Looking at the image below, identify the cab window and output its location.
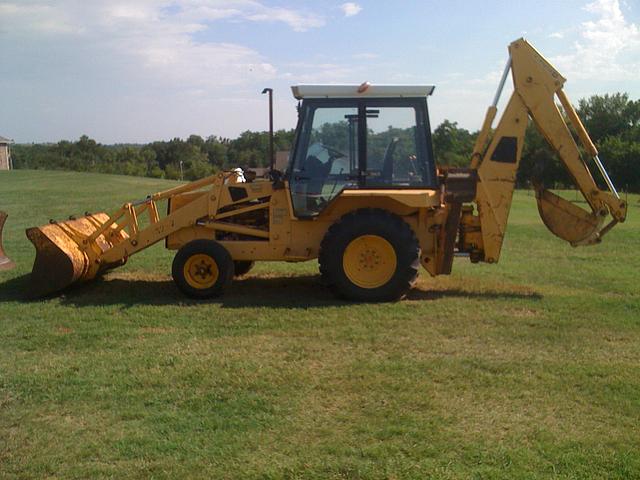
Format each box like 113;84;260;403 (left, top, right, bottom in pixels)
364;106;429;187
288;98;436;218
290;105;359;217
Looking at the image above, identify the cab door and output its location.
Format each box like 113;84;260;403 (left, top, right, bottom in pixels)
361;100;436;188
289;101;359;217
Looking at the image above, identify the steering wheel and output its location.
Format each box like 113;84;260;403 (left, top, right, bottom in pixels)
321;143;347;161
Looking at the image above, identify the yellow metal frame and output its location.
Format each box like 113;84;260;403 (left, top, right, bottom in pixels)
469;38;627;262
46;166;444;286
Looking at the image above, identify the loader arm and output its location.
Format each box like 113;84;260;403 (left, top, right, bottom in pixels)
24;170;271;297
468;38;627;263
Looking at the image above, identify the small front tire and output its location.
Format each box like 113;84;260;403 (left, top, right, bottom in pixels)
172;239;234;299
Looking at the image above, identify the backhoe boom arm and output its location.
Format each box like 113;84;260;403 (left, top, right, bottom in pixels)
468;38;627;263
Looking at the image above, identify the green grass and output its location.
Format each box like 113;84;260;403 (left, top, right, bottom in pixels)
1;169;639;479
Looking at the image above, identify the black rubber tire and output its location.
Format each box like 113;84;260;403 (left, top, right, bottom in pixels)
172;239;234;299
233;260;255;277
318;208;420;302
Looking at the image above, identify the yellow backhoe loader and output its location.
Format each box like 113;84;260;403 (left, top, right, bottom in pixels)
18;38;627;301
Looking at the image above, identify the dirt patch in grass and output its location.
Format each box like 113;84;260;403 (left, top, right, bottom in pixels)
55;326;74;335
139;326;176;334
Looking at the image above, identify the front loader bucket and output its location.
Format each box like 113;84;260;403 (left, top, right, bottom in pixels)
26;213;128;297
0;211;16;271
535;188;604;246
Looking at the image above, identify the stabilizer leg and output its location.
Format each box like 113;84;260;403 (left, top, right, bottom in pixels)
0;211;16;271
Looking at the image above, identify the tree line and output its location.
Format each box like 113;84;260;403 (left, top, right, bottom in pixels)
12;130;295;181
11;93;640;191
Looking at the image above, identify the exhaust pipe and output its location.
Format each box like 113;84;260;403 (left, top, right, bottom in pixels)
262;87;275;173
0;211;16;271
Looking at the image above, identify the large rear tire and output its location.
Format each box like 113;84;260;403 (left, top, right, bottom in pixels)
233;260;255;277
172;239;234;299
318;209;419;302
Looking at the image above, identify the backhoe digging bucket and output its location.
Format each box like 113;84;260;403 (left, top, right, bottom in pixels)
0;211;16;271
535;188;604;246
26;213;128;297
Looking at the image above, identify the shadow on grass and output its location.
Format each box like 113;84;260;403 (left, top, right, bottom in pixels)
66;275;348;309
0;273;32;302
0;273;542;308
406;287;541;301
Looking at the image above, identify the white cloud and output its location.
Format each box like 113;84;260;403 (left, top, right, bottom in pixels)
0;1;329;91
174;1;325;32
1;1;325;33
340;2;362;17
352;52;378;60
549;31;564;39
551;0;640;80
244;6;325;31
0;0;332;142
282;62;359;83
0;2;82;34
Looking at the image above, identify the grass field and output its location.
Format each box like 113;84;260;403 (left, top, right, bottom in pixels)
1;169;639;479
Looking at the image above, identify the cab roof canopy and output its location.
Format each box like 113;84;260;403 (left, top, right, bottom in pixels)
291;84;435;100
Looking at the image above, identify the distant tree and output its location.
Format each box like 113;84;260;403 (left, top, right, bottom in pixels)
432;120;475;167
577;93;638;143
203;136;229;169
575;93;639;191
598;135;640;192
517;122;572;189
187;134;205;149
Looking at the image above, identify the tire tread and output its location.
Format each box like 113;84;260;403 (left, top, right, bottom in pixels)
318;208;419;302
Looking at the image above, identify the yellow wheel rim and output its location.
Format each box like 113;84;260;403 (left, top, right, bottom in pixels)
343;235;397;289
183;254;219;289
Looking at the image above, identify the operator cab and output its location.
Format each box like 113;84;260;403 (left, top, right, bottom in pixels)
287;83;437;218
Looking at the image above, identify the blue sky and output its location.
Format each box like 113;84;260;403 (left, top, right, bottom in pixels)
1;0;638;143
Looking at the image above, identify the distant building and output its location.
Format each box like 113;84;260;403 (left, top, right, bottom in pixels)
0;136;12;170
